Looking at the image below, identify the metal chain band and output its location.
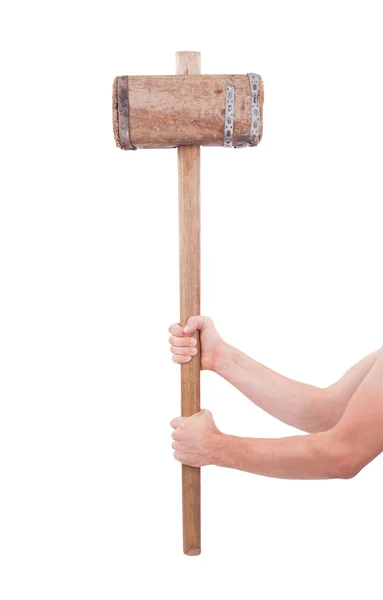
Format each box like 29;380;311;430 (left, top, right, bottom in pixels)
224;85;235;147
247;73;261;146
224;75;261;148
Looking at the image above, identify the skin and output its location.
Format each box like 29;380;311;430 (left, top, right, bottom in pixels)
169;316;383;480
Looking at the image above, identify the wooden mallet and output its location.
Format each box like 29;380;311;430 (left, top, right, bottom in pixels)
112;51;264;555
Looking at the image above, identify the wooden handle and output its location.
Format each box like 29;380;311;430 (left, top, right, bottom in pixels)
176;51;201;556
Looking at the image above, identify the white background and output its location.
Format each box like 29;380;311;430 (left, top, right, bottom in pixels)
1;1;382;598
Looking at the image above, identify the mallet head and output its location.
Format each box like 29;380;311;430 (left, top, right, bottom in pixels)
113;73;264;150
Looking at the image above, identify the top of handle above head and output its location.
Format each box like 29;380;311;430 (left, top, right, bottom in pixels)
176;51;201;75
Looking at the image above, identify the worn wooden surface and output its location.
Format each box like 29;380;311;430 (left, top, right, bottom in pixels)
113;72;264;149
177;51;201;556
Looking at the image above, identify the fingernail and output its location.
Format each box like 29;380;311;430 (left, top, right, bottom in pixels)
183;326;191;332
190;348;197;355
190;338;197;345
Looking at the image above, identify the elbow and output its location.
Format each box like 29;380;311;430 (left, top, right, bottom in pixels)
331;446;363;480
335;461;361;480
317;430;364;479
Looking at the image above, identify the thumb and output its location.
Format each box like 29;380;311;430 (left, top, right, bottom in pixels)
200;408;213;420
170;416;186;429
190;408;213;421
183;315;206;334
195;408;216;426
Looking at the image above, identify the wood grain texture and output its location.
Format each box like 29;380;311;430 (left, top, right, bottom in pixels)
113;73;264;149
177;51;201;556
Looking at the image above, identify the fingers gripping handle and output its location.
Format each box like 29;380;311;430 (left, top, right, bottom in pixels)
176;51;201;556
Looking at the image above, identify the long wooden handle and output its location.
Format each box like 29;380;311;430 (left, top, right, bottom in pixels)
176;51;201;556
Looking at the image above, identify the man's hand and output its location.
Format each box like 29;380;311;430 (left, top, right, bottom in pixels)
168;315;225;371
170;409;222;467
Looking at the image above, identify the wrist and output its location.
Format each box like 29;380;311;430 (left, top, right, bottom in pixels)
211;340;232;374
208;431;233;467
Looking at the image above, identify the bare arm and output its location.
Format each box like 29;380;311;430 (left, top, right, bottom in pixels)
213;343;382;432
211;349;383;479
168;316;381;433
171;349;383;480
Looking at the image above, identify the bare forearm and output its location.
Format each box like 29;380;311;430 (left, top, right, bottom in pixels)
213;343;332;432
211;430;351;480
213;343;381;433
210;349;383;480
